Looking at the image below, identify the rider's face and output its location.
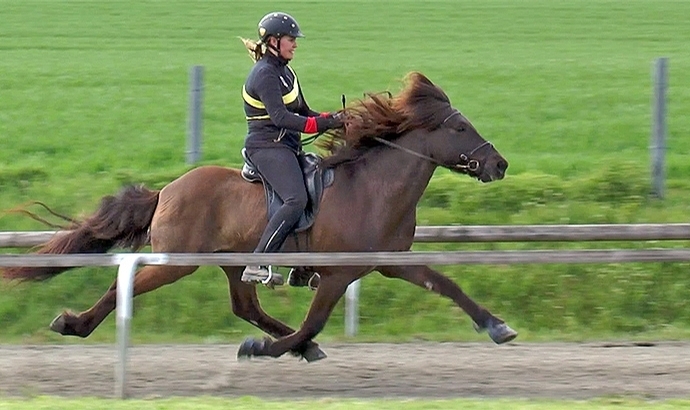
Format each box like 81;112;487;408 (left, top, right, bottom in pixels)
270;36;297;61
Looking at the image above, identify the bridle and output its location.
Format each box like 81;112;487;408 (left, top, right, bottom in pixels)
371;109;493;174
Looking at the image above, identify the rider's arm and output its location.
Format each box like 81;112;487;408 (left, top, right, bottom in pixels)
296;86;321;118
255;67;339;133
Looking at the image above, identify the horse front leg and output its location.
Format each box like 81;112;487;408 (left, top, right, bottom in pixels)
377;265;517;344
236;270;354;361
223;266;327;362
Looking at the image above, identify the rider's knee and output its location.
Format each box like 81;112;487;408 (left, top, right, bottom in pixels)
284;190;308;211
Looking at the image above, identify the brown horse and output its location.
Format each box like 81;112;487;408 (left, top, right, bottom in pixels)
2;72;515;362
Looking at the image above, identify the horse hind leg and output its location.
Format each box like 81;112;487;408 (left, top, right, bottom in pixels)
50;265;198;338
223;266;326;362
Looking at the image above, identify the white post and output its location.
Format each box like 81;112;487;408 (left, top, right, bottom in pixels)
114;253;169;399
186;65;204;165
344;279;360;337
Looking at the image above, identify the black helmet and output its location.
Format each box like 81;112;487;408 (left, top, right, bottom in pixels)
257;12;304;42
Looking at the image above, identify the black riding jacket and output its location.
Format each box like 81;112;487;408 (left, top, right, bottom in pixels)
242;52;319;152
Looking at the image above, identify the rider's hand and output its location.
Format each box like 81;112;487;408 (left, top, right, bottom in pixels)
315;113;344;131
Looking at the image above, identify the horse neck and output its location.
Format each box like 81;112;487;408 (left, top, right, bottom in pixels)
351;130;437;207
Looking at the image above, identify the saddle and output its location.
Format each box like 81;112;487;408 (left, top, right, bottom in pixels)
240;148;334;232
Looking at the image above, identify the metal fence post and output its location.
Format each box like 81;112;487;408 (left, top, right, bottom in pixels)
114;253;169;399
345;279;360;337
186;65;204;165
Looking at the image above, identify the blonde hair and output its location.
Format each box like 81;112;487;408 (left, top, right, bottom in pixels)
239;37;266;63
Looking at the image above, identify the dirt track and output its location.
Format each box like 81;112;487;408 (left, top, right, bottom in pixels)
1;342;689;399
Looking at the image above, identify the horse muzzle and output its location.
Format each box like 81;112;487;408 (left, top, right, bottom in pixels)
477;158;508;183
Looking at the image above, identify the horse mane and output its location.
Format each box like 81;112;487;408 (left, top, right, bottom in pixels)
318;71;452;167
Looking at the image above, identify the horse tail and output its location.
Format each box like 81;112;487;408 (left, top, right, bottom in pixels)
2;185;160;281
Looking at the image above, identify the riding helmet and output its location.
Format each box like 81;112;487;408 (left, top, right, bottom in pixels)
257;12;304;42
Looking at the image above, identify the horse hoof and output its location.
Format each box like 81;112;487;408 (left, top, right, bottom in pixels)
488;322;518;344
302;344;327;363
49;312;81;336
237;337;269;360
49;314;66;334
474;319;518;344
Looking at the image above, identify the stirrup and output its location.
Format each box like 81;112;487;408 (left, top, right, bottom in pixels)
260;266;275;285
307;273;320;291
287;268;320;290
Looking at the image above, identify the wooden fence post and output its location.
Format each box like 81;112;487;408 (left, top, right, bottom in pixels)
651;57;668;199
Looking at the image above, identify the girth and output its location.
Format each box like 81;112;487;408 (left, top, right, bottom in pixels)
241;149;334;232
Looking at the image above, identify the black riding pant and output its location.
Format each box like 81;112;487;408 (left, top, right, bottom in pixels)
246;146;308;254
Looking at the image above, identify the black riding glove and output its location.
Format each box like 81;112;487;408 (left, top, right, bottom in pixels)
315;113;344;132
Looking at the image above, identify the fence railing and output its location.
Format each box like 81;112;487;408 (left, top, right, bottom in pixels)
2;223;690;248
2;248;690;267
2;224;690;398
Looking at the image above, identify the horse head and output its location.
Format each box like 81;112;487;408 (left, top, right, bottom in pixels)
390;72;507;183
426;108;508;183
319;71;508;183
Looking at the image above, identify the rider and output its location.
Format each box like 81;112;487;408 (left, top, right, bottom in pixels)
240;12;343;284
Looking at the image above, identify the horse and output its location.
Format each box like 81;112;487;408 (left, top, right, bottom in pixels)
1;71;516;362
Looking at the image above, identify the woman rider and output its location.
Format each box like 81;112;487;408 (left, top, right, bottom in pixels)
240;12;343;285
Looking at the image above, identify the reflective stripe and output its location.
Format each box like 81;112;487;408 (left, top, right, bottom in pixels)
242;86;265;109
246;114;271;120
242;65;300;109
281;81;299;105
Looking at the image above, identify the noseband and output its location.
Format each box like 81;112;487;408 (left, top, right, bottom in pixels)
456;140;492;173
372;110;493;174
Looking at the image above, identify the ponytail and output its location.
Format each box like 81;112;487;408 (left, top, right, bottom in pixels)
239;37;265;63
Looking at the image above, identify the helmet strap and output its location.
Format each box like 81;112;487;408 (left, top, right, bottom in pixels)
266;36;281;54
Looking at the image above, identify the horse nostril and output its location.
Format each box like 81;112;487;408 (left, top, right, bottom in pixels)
497;160;508;173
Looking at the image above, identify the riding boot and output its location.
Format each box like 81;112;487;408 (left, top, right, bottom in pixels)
242;218;294;285
242;265;283;286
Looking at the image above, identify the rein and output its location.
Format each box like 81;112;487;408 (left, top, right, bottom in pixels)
300;130;326;146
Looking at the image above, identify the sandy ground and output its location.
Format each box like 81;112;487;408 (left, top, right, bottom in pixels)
1;342;689;400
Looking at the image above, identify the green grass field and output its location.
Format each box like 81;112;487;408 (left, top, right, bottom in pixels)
2;0;690;351
2;0;690;186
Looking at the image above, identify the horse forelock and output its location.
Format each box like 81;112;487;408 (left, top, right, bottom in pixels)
319;72;452;167
393;72;452;133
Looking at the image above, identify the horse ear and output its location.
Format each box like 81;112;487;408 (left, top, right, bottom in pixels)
406;71;434;87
